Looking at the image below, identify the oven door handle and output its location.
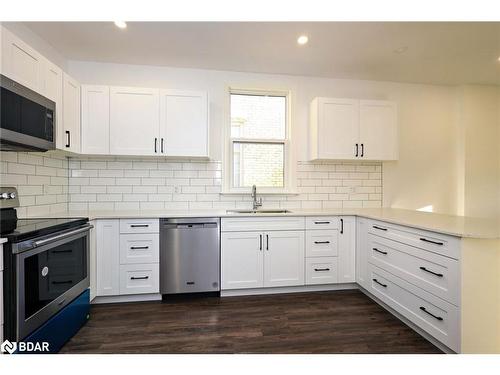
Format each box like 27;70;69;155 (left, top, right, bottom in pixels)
32;224;93;248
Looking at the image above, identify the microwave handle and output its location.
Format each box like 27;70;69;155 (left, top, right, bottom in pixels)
65;130;70;148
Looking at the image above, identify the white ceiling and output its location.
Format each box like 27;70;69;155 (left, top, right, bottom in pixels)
23;22;500;85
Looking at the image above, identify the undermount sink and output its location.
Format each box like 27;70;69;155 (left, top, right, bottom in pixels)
226;209;292;214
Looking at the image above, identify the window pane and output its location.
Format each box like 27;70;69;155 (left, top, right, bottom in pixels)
233;142;284;188
230;94;286;139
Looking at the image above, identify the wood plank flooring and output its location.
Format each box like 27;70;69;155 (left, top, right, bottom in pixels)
60;290;442;354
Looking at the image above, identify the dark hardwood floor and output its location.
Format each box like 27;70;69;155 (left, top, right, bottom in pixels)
60;290;442;354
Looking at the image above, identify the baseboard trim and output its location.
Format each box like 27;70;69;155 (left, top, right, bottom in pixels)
221;283;358;297
92;293;161;304
358;286;456;354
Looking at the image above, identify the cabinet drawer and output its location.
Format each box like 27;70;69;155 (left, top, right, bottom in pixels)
368;234;459;305
368;264;459;352
221;217;305;232
120;219;159;234
305;257;338;285
306;217;339;230
119;264;159;295
306;230;338;257
120;234;159;264
367;219;460;259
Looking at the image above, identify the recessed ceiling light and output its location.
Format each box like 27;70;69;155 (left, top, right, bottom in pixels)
497;56;500;62
297;35;309;45
114;21;127;29
394;46;408;54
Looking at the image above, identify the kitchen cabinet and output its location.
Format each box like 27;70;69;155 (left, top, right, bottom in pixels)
62;73;81;153
355;217;370;289
1;26;43;93
109;86;160;156
81;85;110;154
338;216;356;283
160;89;209;157
41;59;64;149
309;97;397;161
221;230;305;290
263;231;305;287
96;220;120;296
221;231;264;290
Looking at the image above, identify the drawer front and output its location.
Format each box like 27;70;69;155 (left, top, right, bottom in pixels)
119;264;159;295
368;234;459;305
306;217;339;230
305;257;338;285
368;264;459;352
120;234;159;264
120;219;159;234
306;230;338;257
221;217;305;232
367;219;460;259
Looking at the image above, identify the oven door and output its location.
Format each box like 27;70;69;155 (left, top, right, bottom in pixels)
16;225;91;340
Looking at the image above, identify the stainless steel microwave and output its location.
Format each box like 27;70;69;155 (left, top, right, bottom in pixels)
0;74;56;151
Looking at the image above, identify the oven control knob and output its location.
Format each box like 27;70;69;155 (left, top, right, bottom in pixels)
41;267;49;277
0;192;9;199
9;192;16;199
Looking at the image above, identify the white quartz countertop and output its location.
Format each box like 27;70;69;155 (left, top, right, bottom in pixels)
22;207;500;239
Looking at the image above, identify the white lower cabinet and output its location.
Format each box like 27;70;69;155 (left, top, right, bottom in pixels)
355;217;370;289
95;219;160;299
305;257;338;285
338;216;356;283
221;229;305;290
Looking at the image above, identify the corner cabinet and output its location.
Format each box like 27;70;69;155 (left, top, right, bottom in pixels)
309;97;398;161
62;73;81;153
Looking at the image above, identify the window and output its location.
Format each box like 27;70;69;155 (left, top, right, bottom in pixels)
225;89;293;193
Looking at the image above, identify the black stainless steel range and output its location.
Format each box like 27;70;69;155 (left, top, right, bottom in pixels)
1;187;92;352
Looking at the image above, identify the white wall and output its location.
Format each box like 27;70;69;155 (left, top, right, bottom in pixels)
67;60;460;214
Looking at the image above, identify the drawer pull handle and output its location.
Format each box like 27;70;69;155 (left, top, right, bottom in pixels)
130;276;149;280
373;225;388;231
373;248;388;255
130;224;149;228
373;278;387;288
314;268;330;272
130;246;149;250
186;281;195;285
419;306;443;321
314;221;330;224
419;266;443;277
420;238;444;246
314;241;330;244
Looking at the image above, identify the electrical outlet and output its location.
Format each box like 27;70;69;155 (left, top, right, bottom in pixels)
174;186;181;194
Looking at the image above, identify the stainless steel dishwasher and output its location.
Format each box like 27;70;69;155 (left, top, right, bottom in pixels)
160;217;220;295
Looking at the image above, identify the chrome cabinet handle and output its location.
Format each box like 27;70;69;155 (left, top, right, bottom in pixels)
373;225;388;231
420;238;444;246
419;266;443;277
130;246;149;250
373;248;388;255
131;276;149;280
373;278;387;288
314;241;330;244
314;268;330;272
419;306;443;321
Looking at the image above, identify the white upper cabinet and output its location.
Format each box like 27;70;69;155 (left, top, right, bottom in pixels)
109;86;160;156
310;98;359;160
160;90;209;157
41;59;63;149
81;85;110;154
359;100;398;160
1;27;43;92
309;97;398;161
62;73;81;153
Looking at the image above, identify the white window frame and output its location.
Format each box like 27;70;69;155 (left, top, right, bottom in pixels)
222;87;296;195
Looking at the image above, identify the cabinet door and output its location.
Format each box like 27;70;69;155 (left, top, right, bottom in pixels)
1;27;43;92
221;231;263;290
359;100;398;160
62;73;81;153
96;220;120;296
81;85;110;154
109;86;160;156
160;90;209;157
41;59;64;149
316;98;359;160
338;216;356;283
264;231;305;287
355;218;369;289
